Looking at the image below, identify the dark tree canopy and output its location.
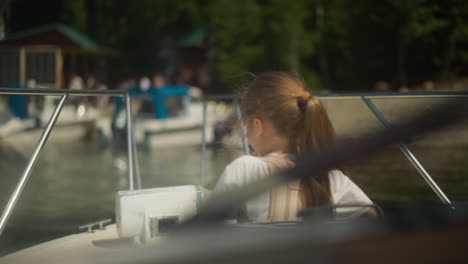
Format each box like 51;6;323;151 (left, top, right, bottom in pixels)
3;0;468;91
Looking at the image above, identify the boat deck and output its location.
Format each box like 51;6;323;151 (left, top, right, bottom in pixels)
0;224;163;264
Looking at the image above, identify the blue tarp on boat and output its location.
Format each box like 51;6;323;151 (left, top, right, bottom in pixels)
113;85;190;123
2;83;29;119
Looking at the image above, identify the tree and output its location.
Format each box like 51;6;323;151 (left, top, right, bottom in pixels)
0;0;11;39
389;0;446;87
438;0;468;78
208;0;322;89
4;0;468;91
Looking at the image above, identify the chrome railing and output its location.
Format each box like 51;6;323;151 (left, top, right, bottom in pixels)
0;88;142;238
200;95;250;186
361;97;453;208
201;91;468;208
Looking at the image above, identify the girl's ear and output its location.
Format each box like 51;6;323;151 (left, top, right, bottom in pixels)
253;118;264;137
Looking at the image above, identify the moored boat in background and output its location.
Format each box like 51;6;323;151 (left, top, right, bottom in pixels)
109;84;233;149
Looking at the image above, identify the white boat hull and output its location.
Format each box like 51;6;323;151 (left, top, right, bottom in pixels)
0;224;163;264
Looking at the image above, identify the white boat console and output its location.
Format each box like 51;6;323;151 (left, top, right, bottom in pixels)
116;185;209;242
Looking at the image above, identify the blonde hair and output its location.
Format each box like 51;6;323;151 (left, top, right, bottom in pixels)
241;71;336;211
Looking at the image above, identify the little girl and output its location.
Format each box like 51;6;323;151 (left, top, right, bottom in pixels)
214;71;373;222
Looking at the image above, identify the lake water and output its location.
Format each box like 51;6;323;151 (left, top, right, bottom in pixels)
1;133;468;255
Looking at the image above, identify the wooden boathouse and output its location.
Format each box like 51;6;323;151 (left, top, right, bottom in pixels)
0;23;116;88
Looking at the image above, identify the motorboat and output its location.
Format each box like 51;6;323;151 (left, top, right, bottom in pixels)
0;88;102;145
0;88;468;264
108;85;233;149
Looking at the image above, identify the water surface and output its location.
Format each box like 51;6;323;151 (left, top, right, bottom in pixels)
0;135;467;255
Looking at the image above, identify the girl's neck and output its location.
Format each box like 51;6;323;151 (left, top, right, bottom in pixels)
257;137;289;156
250;117;289;156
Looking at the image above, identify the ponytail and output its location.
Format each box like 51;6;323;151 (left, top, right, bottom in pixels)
290;92;336;214
291;93;336;157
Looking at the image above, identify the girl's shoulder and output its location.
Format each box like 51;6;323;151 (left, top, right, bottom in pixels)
228;155;268;168
226;155;271;179
224;155;270;177
227;154;292;173
328;169;347;179
328;169;353;190
215;155;270;191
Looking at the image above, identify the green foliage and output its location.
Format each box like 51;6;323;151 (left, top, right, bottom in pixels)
208;0;321;88
448;0;468;72
9;0;468;90
208;0;263;79
302;69;322;93
63;0;87;32
389;0;446;39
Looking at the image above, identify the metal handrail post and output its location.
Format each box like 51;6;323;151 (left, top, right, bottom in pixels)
126;94;135;190
361;97;454;208
234;98;250;155
132;136;142;189
0;94;68;237
199;100;208;186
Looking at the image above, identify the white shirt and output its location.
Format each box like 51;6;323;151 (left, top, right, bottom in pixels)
214;155;373;222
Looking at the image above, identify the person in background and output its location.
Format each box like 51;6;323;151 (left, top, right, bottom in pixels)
86;75;97;90
139;76;151;92
69;74;84;90
68;74;86;105
85;75;99;106
96;81;109;111
152;73;166;89
214;71;375;223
